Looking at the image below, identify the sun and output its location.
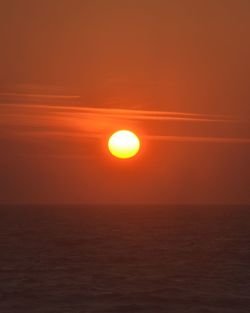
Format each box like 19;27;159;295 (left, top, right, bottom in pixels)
108;130;141;159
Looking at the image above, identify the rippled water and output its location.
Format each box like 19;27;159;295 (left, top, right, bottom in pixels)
0;205;250;312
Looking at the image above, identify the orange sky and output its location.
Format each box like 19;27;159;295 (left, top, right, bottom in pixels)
0;0;249;204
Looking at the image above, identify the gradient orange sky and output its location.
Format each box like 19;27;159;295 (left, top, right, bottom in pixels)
0;0;249;204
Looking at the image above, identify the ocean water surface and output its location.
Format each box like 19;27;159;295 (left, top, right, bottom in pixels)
0;205;250;312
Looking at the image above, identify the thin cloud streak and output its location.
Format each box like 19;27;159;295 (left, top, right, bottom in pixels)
0;93;80;99
13;131;103;140
5;130;250;146
66;106;237;121
1;103;249;147
1;103;239;123
146;135;250;144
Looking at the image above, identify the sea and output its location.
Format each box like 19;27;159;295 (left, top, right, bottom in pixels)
0;205;249;313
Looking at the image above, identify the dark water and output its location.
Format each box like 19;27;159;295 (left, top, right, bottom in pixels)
0;205;250;313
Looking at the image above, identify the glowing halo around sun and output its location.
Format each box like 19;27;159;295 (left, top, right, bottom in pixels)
108;130;141;159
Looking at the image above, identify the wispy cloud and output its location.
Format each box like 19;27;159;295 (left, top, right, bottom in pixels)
0;92;80;100
145;135;250;144
0;103;249;146
1;103;239;123
0;84;81;105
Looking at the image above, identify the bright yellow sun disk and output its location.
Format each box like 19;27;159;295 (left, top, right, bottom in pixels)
108;130;140;159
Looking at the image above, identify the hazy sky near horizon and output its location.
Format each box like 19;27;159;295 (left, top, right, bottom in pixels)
0;0;249;204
